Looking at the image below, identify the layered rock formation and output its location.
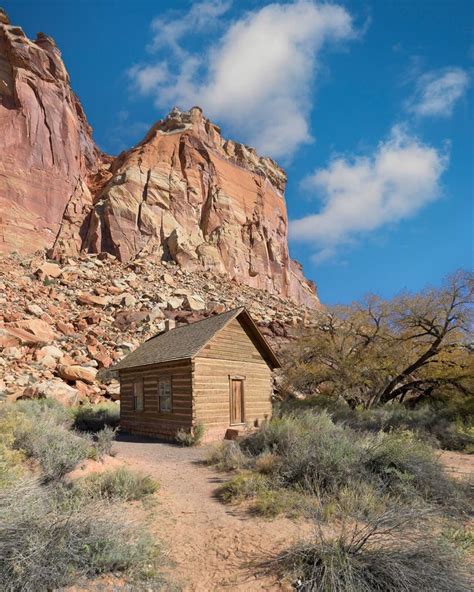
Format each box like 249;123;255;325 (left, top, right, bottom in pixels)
0;10;318;307
80;107;316;306
0;9;105;254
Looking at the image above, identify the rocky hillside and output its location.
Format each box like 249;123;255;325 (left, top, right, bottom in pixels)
0;10;318;307
0;251;318;405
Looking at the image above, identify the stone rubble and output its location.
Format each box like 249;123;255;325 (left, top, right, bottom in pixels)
0;251;320;405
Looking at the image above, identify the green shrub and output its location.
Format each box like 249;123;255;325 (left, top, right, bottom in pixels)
206;440;250;471
362;431;468;512
218;472;270;503
210;412;470;517
0;401;114;481
0;479;165;591
73;403;120;433
13;419;93;481
281;395;474;452
77;468;159;501
269;508;471;592
92;426;117;458
175;422;205;446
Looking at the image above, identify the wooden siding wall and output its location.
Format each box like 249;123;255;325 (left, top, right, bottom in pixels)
193;318;273;430
119;359;193;438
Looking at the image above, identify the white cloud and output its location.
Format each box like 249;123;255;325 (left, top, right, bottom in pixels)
290;126;448;261
128;1;356;159
407;67;470;118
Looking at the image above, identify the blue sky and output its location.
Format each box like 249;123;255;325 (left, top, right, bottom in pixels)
5;0;473;304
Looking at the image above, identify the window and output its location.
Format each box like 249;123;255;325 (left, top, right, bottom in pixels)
158;376;172;413
133;380;144;411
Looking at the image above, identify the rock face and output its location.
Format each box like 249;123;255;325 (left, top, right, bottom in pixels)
0;11;318;307
81;107;317;306
0;10;104;255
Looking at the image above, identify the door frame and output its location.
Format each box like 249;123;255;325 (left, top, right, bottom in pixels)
229;375;245;425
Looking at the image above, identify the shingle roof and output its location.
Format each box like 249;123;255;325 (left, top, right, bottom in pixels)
113;307;256;371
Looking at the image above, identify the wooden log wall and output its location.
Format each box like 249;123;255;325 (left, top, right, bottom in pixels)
119;358;193;438
193;318;272;428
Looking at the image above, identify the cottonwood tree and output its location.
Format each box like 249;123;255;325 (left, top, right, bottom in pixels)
284;271;473;408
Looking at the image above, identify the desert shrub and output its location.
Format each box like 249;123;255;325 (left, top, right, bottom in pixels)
77;467;159;501
237;413;361;495
0;479;164;591
13;417;93;481
0;401;113;481
210;412;470;517
175;422;205;446
269;508;472;592
218;472;270;503
206;441;251;471
91;426;116;458
281;395;474;452
361;431;469;512
254;487;319;519
255;451;281;474
442;526;474;555
73;403;120;433
0;444;25;490
322;480;390;522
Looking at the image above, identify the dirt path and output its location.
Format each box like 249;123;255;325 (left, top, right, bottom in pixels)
114;436;309;591
438;450;474;481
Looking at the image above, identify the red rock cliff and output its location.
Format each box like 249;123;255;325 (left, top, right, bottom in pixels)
0;10;103;255
82;107;318;306
0;11;318;307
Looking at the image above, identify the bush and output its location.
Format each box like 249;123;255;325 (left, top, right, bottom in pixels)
281;395;474;452
361;431;465;510
175;422;205;446
73;403;120;433
92;426;116;458
0;479;165;591
206;440;250;471
77;468;159;501
13;418;93;481
0;401;115;481
269;508;472;592
218;472;269;503
208;412;470;517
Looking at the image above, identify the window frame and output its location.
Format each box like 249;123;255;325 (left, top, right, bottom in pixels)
158;375;173;414
133;378;144;412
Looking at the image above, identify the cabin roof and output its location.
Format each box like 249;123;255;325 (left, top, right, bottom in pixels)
113;307;281;371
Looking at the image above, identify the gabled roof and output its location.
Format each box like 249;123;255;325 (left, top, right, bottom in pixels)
113;307;281;371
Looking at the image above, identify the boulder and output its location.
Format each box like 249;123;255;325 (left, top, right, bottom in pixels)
166;297;184;310
77;293;110;307
184;294;206;311
3;319;57;344
26;304;45;317
20;379;83;407
57;364;97;384
35;262;62;279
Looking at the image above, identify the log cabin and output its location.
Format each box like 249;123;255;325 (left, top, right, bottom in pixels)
114;307;281;441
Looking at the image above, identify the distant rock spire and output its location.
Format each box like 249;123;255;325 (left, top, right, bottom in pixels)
0;7;10;25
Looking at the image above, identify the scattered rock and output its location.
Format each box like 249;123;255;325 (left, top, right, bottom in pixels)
57;364;97;384
20;379;83;407
35;262;62;280
184;294;206;311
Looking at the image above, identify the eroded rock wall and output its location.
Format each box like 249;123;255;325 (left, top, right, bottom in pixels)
83;107;318;306
0;11;318;307
0;12;100;254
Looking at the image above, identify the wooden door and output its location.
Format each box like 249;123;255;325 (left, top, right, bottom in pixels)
230;379;244;424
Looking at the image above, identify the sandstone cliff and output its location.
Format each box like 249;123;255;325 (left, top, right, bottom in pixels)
0;11;318;307
0;9;106;255
80;107;317;306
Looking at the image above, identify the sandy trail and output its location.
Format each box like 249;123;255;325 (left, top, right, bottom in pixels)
114;436;309;591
